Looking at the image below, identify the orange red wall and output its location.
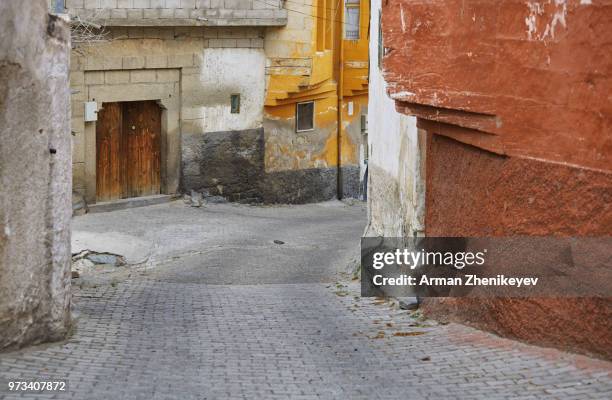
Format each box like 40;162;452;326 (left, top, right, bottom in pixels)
381;0;612;358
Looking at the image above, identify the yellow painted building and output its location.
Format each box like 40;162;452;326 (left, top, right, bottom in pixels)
264;0;369;200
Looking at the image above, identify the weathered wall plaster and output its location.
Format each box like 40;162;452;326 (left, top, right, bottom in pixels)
262;0;370;202
185;48;265;133
180;47;268;199
69;0;370;205
380;0;612;358
365;0;425;237
382;0;611;172
0;0;72;350
70;26;266;202
422;134;612;359
182;128;265;202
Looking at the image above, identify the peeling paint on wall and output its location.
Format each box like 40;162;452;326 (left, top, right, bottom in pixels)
366;0;425;237
262;0;370;200
381;0;612;359
525;0;568;41
186;48;265;133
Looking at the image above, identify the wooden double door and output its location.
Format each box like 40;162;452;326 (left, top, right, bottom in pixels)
96;101;161;202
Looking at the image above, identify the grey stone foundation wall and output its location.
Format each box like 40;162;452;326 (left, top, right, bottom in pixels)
63;0;288;27
181;128;360;204
262;168;338;204
181;128;265;203
340;165;361;200
0;1;72;350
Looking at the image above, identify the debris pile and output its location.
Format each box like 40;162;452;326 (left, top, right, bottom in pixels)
71;250;126;278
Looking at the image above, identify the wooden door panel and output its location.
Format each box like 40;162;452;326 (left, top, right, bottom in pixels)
96;102;123;202
124;101;161;198
96;100;161;201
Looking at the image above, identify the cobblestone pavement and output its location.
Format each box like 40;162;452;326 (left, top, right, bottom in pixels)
1;203;611;399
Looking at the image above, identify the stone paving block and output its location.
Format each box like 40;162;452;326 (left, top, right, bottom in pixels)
0;203;610;399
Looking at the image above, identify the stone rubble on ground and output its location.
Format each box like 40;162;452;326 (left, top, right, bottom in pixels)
71;258;94;279
86;252;126;266
184;189;229;207
71;250;127;279
398;297;420;311
188;190;204;207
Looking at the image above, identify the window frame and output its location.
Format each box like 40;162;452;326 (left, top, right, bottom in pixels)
230;94;240;114
295;101;315;133
344;0;361;40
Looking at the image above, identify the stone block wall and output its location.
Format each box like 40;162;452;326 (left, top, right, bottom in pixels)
68;0;369;205
182;128;265;202
0;0;72;350
63;0;287;26
70;26;267;203
71;23;365;205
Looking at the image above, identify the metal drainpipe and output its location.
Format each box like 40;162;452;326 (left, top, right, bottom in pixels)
337;8;345;200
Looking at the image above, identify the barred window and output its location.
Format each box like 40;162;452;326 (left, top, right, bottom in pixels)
344;0;360;40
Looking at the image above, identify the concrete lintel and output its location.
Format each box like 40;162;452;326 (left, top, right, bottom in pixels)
91;17;287;27
83;80;181;204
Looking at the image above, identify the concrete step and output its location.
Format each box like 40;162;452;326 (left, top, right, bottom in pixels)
87;194;177;214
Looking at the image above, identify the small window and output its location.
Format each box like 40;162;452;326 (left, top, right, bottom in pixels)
296;101;314;132
54;0;64;14
230;94;240;114
345;0;360;40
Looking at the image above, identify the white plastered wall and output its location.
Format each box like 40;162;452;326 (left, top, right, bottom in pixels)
366;0;424;237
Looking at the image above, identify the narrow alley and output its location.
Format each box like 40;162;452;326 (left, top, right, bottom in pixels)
1;1;611;399
1;202;610;399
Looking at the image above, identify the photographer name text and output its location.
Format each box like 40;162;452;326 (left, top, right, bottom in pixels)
373;274;539;287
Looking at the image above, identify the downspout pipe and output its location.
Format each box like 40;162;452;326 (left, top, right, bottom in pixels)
337;2;345;200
